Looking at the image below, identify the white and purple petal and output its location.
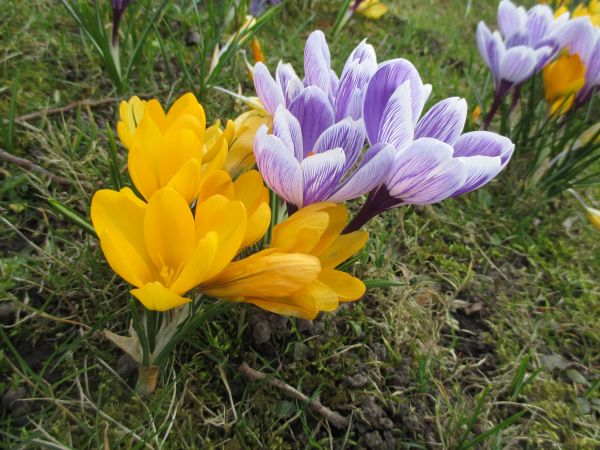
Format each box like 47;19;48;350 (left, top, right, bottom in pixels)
499;46;536;85
386;138;467;205
526;5;553;47
288;86;335;156
376;81;414;151
498;0;526;39
254;62;285;115
451;155;503;197
301;148;346;204
415;97;467;145
335;58;377;121
254;127;303;206
276;62;303;106
313;117;365;171
453;131;514;167
342;39;377;77
272;106;304;162
328;143;395;202
303;30;332;97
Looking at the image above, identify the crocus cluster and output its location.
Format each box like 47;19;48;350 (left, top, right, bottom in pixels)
252;31;514;231
477;0;600;121
93;92;367;319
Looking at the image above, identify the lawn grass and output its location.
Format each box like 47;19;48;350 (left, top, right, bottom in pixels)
1;0;599;448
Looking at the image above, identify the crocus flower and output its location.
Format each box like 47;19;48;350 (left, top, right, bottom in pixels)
253;30;377;122
249;0;281;16
253;105;394;209
542;53;586;114
204;203;367;319
222;109;272;177
354;0;389;19
117;93;227;204
345;59;515;232
111;0;133;47
91;167;275;311
551;17;600;102
569;189;600;230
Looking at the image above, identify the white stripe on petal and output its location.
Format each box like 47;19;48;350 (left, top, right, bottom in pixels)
254;62;285;115
301;148;346;205
377;81;414;151
415;97;467;145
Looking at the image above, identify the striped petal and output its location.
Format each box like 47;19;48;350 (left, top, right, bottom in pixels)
289;86;335;155
415;97;467;145
301;148;346;205
254;62;285;115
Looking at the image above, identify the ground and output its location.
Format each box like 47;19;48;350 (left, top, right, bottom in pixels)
1;0;599;448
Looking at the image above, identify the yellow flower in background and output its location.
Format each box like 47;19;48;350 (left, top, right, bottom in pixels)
356;0;389;19
205;203;368;319
572;0;600;26
569;189;600;231
91;187;248;311
117;93;227;204
542;53;586;115
251;37;265;64
221;109;272;177
471;105;482;123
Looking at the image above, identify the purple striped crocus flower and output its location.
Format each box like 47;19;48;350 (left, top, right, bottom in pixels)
254;105;394;210
111;0;133;46
344;59;514;232
253;30;378;122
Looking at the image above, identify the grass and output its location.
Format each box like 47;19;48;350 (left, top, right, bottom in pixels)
1;0;599;448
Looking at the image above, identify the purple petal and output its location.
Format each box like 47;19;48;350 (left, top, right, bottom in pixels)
335;59;376;121
505;32;528;48
415;97;467;145
313;117;365;171
526;5;553;47
276;62;303;106
328;143;395;202
342;39;377;78
585;37;600;88
272;106;304;162
254;127;303;205
499;46;536;84
363;58;426;144
451;155;503;197
254;62;285;115
303;30;332;96
498;0;526;38
477;23;505;86
453;131;514;166
551;17;596;62
376;81;414;151
386;138;467;205
289;86;335;156
301;148;346;204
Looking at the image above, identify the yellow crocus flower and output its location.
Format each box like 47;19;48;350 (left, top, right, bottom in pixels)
117;93;227;204
205;203;368;319
221;109;272;177
91;187;248;311
542;53;586;115
356;0;389;19
569;189;600;231
572;1;600;27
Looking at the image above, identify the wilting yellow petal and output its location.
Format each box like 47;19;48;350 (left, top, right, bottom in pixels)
131;282;191;311
91;188;156;286
319;231;368;269
202;250;321;299
170;231;219;294
356;0;388;19
224;110;271;177
318;269;366;302
166;158;203;205
194;195;247;279
144;187;196;277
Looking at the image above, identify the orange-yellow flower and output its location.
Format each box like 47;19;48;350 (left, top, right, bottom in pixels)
356;0;389;19
542;53;586;115
204;203;368;319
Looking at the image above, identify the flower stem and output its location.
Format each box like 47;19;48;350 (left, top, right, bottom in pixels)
343;187;400;233
135;365;159;396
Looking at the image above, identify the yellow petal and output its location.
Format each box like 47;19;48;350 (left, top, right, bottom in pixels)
202;251;321;299
91;188;155;286
166;158;203;205
131;282;191;311
194;195;247;279
144;99;167;132
247;296;318;319
158;128;203;186
127;119;162;200
318;269;366;302
144;187;196;275
166;92;206;135
117;96;147;150
271;204;331;253
311;204;348;256
356;0;388;19
319;231;368;269
197;170;235;203
233;170;271;247
170;231;219;294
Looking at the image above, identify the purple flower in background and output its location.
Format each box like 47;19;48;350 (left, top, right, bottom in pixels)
253;30;377;121
345;59;514;232
112;0;133;46
250;0;281;17
254;105;394;209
